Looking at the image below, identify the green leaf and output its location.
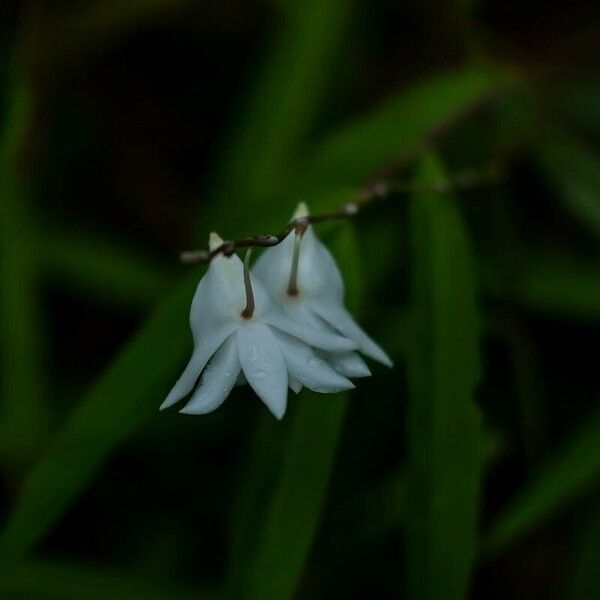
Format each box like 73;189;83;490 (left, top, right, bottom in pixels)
550;78;600;136
304;65;510;189
0;274;196;560
0;560;206;600
210;0;357;218
38;228;172;309
34;0;194;73
323;428;504;558
535;127;600;238
239;393;348;600
482;254;600;323
483;407;600;559
0;73;47;464
405;153;484;600
570;502;600;600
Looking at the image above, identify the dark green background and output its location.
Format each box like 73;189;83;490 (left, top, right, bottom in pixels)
0;1;599;598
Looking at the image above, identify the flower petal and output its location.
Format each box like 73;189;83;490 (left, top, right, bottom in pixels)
179;336;241;415
320;350;371;378
289;376;302;394
265;311;356;352
274;331;355;393
161;324;237;410
237;323;288;419
311;301;393;367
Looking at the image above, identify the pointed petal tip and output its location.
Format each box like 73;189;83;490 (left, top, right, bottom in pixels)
209;231;224;250
159;395;177;411
179;406;209;415
292;201;309;219
380;353;394;368
274;410;285;421
371;352;393;369
353;365;372;378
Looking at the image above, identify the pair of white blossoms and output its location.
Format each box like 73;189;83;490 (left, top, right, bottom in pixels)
161;203;392;419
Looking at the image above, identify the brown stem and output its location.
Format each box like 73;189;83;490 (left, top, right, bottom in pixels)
286;221;308;296
179;159;506;266
240;249;255;319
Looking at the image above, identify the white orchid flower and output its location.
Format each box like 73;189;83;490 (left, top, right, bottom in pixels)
161;233;356;419
253;203;392;376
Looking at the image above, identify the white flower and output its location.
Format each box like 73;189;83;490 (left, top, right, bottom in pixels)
253;203;392;377
161;233;356;419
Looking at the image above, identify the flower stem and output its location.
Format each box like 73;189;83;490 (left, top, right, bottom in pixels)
286;221;306;296
241;249;255;319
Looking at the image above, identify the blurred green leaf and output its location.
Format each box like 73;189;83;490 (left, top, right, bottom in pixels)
570;501;600;600
324;427;505;558
406;153;483;600
304;65;511;189
211;0;357;220
38;228;173;309
227;411;288;586
0;275;196;560
488;315;545;465
239;393;348;600
535;128;600;238
0;72;47;464
0;560;204;600
35;0;193;73
482;254;600;323
483;407;600;559
551;78;600;136
324;471;408;557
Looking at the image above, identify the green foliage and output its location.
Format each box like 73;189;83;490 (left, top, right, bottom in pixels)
483;408;600;559
211;0;358;223
405;153;483;600
239;394;348;599
0;560;205;600
38;228;172;309
0;275;196;560
535;127;600;238
570;503;600;600
304;65;510;189
0;74;47;465
483;255;600;323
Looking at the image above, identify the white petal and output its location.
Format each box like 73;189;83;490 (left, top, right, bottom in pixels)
179;336;241;415
289;376;302;394
298;225;345;303
265;311;356;352
274;331;355;393
311;301;393;367
295;306;370;377
209;231;224;250
237;323;288;420
320;350;371;378
292;202;309;219
161;324;236;410
252;231;295;299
